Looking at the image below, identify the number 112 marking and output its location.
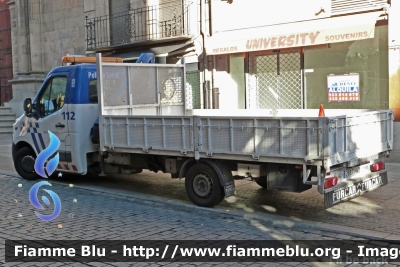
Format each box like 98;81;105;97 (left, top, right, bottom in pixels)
62;112;75;120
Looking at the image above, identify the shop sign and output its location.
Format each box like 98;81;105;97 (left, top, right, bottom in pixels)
208;27;374;55
327;74;360;102
206;12;380;55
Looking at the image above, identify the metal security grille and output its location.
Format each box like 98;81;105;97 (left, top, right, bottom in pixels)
250;51;302;109
185;70;200;109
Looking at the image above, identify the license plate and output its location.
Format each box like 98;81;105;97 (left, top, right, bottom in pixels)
324;171;388;208
344;166;360;178
224;181;236;198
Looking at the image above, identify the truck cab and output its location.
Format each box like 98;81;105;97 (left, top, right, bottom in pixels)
12;63;99;179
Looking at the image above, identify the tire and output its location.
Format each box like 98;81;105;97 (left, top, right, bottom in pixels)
14;147;40;180
185;163;224;207
255;175;267;189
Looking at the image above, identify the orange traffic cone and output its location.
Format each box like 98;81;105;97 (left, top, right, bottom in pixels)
318;104;325;117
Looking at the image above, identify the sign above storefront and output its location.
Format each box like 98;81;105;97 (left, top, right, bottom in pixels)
206;11;381;55
327;74;360;102
244;31;370;52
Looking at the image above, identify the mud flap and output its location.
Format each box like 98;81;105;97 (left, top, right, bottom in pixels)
203;160;236;198
324;170;388;208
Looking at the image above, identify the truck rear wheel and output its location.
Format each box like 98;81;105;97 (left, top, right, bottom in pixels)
14;147;39;180
185;163;224;207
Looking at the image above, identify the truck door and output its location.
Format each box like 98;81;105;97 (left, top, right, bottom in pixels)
62;69;99;174
33;73;69;173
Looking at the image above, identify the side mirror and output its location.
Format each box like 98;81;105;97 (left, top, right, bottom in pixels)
23;98;32;116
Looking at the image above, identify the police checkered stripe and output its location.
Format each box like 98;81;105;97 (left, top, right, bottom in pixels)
29;122;39;128
21;121;46;153
20;121;78;172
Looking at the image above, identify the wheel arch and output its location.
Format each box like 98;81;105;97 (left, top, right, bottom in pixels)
178;158;197;179
12;141;36;160
180;159;236;197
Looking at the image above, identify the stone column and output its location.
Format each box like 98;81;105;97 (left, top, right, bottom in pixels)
16;0;30;73
6;0;46;116
28;0;44;72
7;1;18;75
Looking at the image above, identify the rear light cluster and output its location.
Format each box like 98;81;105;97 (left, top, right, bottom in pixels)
324;161;385;190
370;161;385;172
324;177;338;189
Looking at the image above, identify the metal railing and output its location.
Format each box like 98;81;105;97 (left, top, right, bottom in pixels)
86;1;192;51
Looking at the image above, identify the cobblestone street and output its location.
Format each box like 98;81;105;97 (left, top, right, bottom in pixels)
1;173;398;267
2;138;400;266
1;0;399;266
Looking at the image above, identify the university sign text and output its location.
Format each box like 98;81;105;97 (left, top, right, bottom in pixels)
206;25;375;55
246;32;320;50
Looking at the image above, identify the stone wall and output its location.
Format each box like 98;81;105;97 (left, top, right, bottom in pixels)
32;0;109;69
7;0;109;115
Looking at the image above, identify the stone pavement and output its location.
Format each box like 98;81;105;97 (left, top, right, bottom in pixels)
2;133;400;238
0;174;378;267
3;135;400;266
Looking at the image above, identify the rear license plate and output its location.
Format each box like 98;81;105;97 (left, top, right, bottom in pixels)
344;166;360;178
324;171;388;208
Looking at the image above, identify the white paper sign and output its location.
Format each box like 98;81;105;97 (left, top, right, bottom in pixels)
327;74;360;102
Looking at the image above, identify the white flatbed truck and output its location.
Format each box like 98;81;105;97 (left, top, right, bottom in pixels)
12;54;393;208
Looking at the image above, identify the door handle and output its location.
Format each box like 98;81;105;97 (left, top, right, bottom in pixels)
55;123;65;128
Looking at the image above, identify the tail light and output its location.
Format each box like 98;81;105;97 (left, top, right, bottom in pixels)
324;177;338;189
370;161;385;172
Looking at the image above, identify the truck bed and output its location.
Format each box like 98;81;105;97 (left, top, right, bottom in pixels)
97;61;393;168
100;109;393;168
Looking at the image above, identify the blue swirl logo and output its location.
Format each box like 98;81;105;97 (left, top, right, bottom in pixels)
29;181;62;221
29;131;62;222
34;131;60;178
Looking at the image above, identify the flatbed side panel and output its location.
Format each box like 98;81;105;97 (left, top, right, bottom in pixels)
195;116;324;160
102;115;194;155
99;63;186;116
325;110;393;168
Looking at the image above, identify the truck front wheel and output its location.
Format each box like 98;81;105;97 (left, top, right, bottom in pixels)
14;147;39;180
185;163;224;207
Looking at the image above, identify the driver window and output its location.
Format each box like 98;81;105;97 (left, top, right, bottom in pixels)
38;76;67;118
89;80;98;103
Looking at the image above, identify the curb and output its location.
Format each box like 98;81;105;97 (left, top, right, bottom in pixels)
3;171;397;241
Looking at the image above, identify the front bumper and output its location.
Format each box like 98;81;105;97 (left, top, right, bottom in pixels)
324;170;388;208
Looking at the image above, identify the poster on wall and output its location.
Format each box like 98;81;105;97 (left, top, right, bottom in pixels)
327;74;360;102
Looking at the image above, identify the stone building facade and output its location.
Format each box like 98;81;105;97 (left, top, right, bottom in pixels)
7;0;109;114
7;0;400;162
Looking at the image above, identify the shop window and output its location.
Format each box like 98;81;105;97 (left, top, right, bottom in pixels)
304;25;388;109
